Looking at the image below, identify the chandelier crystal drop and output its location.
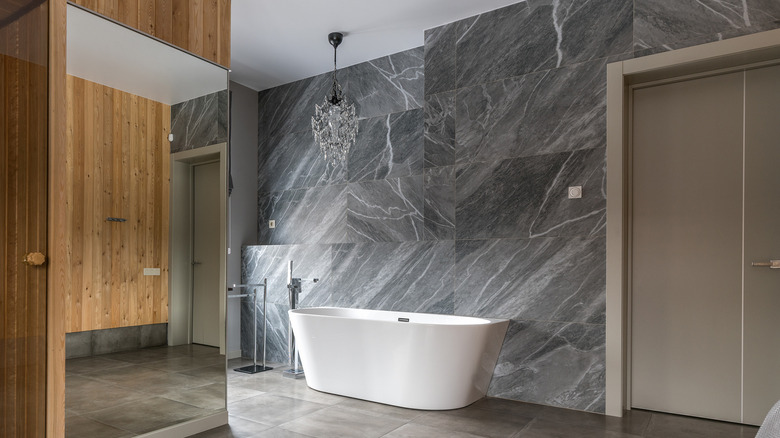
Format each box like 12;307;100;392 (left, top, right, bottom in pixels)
311;32;358;166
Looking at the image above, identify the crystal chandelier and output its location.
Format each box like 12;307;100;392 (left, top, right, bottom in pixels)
312;32;358;165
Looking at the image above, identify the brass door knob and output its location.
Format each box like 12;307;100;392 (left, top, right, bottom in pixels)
23;252;46;266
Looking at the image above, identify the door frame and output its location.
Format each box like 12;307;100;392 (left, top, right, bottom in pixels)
170;143;228;354
605;28;780;417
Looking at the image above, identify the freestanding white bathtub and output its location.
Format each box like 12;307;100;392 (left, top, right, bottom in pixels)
288;307;509;410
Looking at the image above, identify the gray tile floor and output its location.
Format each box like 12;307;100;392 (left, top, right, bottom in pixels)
65;344;226;437
190;359;761;438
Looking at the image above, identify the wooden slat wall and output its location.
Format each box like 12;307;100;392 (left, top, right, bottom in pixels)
0;1;49;436
70;0;231;68
65;75;170;333
47;0;67;435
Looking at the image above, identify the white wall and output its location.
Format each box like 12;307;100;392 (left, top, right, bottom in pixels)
227;81;259;358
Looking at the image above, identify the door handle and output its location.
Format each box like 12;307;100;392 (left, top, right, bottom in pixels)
192;261;202;266
23;252;46;266
751;260;780;269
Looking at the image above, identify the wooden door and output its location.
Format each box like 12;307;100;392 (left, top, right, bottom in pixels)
1;1;50;435
192;161;220;347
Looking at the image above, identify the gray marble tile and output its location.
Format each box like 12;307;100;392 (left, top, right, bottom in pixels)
343;47;424;120
423;166;455;241
347;176;424;243
308;241;455;314
455;236;605;324
258;185;348;245
487;320;605;413
261;74;331;139
424;22;461;96
456;148;605;240
242;244;331;304
258;130;346;194
348;109;424;183
455;59;607;164
424;91;456;168
171;90;228;153
634;0;780;52
455;0;632;89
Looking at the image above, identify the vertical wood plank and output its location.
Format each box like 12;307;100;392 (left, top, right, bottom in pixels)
203;0;218;62
47;1;67;434
101;85;113;329
171;0;190;53
155;0;173;44
110;90;122;328
161;104;170;323
188;0;204;59
138;0;156;36
218;0;230;67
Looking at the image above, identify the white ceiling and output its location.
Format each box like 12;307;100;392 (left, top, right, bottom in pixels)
67;5;227;105
230;0;525;91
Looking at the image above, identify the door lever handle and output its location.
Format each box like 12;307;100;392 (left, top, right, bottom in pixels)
751;260;780;269
192;261;202;266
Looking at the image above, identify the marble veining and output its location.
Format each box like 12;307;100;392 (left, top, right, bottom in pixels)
423;166;455;241
242;245;331;304
260;74;331;139
258;130;346;194
424;91;456;168
170;90;228;153
455;149;606;240
424;22;460;96
454;0;632;89
455;59;607;164
309;241;455;314
344;47;425;120
258;185;348;245
348;109;423;183
455;237;605;324
347;176;424;243
488;320;605;412
634;0;780;51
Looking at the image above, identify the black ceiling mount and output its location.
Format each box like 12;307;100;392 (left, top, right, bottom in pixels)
328;32;343;49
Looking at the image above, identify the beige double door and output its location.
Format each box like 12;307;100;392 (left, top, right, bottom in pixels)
631;64;780;425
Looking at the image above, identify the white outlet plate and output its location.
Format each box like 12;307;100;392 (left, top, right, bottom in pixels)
568;186;582;199
143;268;161;276
269;220;276;228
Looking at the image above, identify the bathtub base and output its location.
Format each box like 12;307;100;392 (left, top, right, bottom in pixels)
290;307;509;411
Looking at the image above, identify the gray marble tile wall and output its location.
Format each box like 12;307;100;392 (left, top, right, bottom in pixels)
243;0;780;413
170;90;228;153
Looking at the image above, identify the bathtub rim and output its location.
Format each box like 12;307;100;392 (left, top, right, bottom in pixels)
289;306;508;327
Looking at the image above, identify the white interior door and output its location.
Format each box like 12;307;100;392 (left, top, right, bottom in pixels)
631;64;780;425
743;64;780;425
192;161;220;347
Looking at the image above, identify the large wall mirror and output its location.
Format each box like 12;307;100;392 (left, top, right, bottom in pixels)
64;4;229;436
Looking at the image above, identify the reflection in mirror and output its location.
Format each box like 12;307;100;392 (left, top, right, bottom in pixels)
63;5;228;437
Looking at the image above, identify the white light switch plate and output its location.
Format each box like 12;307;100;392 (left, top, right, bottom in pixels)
144;268;161;276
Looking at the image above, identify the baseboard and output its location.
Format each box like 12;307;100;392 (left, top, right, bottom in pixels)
137;411;228;438
227;349;242;359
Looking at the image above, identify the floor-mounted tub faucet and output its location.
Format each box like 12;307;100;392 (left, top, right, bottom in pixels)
284;260;318;379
